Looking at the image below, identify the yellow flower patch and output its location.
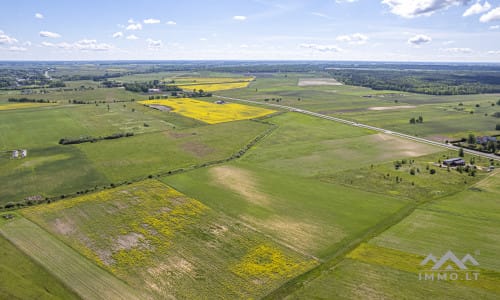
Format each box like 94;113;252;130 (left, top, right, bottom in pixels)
139;98;275;124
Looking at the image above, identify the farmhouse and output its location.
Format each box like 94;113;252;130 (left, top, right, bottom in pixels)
443;158;466;167
476;136;497;144
148;88;161;93
215;100;225;104
21;149;27;158
12;150;19;158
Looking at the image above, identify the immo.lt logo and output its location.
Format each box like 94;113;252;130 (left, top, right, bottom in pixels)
419;250;480;281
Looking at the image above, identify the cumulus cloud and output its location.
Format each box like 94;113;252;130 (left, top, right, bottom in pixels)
233;15;247;21
112;31;123;38
336;33;368;45
408;34;432;45
382;0;470;18
35;13;44;19
41;39;112;51
126;20;142;30
126;34;139;40
39;31;61;38
8;46;27;52
0;30;18;44
490;24;500;29
441;47;473;53
166;20;177;25
147;38;162;49
300;43;342;52
487;50;500;54
480;7;500;22
144;18;160;24
463;1;491;16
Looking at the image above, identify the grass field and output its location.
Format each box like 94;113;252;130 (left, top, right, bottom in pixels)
77;119;271;182
0;226;79;300
0;216;144;300
21;180;316;299
173;76;254;92
286;171;500;299
139;98;275;124
217;73;500;139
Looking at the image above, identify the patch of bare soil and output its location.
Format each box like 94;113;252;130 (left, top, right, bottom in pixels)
209;166;270;206
113;232;145;251
181;141;214;157
52;217;76;235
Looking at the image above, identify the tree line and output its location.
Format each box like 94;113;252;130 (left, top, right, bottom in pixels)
59;132;134;145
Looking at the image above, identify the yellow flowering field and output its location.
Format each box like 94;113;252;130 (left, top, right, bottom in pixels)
0;102;56;111
21;179;317;299
170;76;254;92
139;98;275;124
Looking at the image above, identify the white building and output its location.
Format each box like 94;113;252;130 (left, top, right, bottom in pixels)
12;150;19;158
21;149;27;158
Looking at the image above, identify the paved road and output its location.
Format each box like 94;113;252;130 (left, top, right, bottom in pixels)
216;95;500;162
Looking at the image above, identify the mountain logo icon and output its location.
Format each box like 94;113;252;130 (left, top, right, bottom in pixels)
420;251;479;270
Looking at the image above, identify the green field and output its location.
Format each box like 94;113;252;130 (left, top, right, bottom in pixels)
21;180;317;299
1;70;499;299
218;73;500;139
0;216;144;300
0;226;79;300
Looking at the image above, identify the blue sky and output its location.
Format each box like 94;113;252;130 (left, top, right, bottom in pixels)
1;0;500;61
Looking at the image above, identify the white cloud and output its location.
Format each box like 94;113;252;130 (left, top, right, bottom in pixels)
23;41;32;47
112;31;123;38
240;44;249;48
311;12;329;18
233;15;247;21
490;24;500;29
35;13;44;19
199;38;208;41
41;39;112;51
382;0;470;18
8;46;27;52
336;33;368;45
0;31;18;44
408;34;432;45
144;18;160;24
126;20;142;30
300;43;342;52
463;1;491;17
166;20;177;25
487;50;500;54
126;34;139;40
39;31;61;38
147;38;162;49
480;7;500;22
336;0;358;3
441;47;473;53
442;40;455;45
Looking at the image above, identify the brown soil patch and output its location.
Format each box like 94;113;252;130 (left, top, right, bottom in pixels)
167;131;191;139
181;141;214;157
209;166;270;206
114;232;145;251
52;217;76;235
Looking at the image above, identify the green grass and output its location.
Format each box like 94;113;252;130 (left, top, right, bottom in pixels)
77;120;271;182
239;113;441;177
0;146;107;204
217;73;500;139
287;259;500;300
0;227;80;300
323;151;488;201
21;180;316;299
0;216;144;300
